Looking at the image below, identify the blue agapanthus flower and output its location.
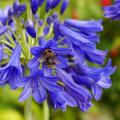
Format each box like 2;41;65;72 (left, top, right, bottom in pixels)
15;69;62;103
59;19;107;64
103;0;120;20
0;45;22;89
64;59;116;101
0;0;115;112
28;38;71;69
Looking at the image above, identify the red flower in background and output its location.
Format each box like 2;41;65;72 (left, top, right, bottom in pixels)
72;9;79;19
100;0;112;6
109;48;119;58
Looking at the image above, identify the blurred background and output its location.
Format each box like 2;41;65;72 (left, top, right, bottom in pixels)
0;0;120;120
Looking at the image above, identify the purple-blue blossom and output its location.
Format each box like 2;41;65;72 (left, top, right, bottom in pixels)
28;38;71;69
103;0;120;20
15;69;62;103
0;45;22;89
0;0;116;112
54;19;107;64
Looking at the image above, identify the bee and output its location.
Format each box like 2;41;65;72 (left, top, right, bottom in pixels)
42;49;57;68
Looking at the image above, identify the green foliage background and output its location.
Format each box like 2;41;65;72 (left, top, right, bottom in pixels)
0;0;120;120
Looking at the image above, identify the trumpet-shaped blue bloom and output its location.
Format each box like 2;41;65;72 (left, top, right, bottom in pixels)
49;91;77;111
0;45;22;89
56;67;93;111
15;69;62;103
28;38;71;69
65;60;116;100
56;19;107;64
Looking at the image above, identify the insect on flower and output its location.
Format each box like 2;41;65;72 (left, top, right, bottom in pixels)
42;48;57;68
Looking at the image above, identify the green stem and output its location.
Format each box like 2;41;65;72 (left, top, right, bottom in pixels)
27;0;32;21
37;11;51;35
15;18;30;61
43;101;49;120
46;23;54;40
6;33;16;46
0;40;15;48
24;97;32;120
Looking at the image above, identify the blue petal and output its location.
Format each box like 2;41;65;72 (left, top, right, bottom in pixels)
32;80;46;103
30;0;39;14
41;76;62;92
64;19;103;32
9;45;21;68
52;48;72;55
39;0;44;6
52;12;59;19
49;92;66;110
85;50;107;64
42;64;52;76
45;40;57;48
26;20;36;38
0;68;8;78
13;0;20;12
8;8;13;18
30;46;43;55
19;81;32;102
56;67;92;100
28;56;40;70
0;6;11;25
0;26;8;36
78;31;100;43
97;73;112;88
38;37;46;46
65;83;92;111
18;4;26;13
50;0;61;9
53;20;61;37
9;68;21;89
46;0;53;12
47;16;53;25
103;1;120;20
57;56;68;68
60;24;91;44
0;67;21;89
44;26;50;35
92;85;102;101
15;77;29;88
0;45;3;61
103;59;116;75
0;76;8;86
59;91;77;107
0;44;22;72
61;0;69;14
72;75;94;87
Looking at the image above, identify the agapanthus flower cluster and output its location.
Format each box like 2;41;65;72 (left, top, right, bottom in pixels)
103;0;120;20
0;0;115;111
